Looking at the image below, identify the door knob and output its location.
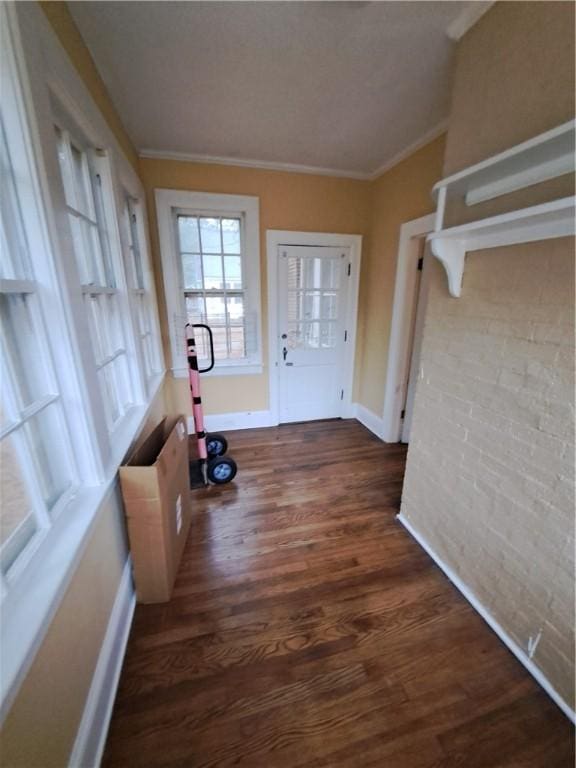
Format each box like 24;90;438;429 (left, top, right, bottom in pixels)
282;347;288;361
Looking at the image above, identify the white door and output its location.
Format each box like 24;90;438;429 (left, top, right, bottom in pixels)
277;245;349;423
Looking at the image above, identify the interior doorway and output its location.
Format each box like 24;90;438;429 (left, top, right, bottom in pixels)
382;214;435;443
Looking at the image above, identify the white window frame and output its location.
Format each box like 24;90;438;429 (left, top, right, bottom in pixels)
119;192;163;391
0;2;165;719
156;189;262;377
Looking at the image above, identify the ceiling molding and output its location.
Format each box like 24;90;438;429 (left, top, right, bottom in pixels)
138;149;372;181
368;120;449;180
139;121;451;183
446;1;495;41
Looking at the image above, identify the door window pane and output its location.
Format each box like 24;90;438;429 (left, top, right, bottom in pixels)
0;119;31;280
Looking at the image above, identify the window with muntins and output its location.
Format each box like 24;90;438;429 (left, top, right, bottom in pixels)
0;118;76;576
176;214;249;363
121;195;160;390
54;127;134;432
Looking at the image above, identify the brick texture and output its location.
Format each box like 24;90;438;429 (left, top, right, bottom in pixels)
401;237;575;708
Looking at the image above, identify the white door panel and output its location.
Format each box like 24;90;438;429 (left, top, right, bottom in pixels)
278;245;348;423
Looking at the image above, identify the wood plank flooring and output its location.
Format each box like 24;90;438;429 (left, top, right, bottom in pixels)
103;419;574;767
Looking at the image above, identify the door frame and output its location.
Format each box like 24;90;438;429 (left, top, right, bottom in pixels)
381;213;435;442
267;230;362;425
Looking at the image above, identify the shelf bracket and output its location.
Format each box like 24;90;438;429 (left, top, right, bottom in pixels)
429;238;466;298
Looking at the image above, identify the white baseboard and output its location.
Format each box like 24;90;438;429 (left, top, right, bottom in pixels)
69;559;136;768
396;513;576;724
187;410;276;434
352;402;385;439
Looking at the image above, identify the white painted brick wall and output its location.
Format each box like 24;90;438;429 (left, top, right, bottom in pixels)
401;237;575;709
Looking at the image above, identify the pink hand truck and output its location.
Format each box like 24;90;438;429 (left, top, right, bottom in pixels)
186;323;237;485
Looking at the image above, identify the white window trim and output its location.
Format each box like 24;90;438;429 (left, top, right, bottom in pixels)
0;2;166;719
155;188;262;377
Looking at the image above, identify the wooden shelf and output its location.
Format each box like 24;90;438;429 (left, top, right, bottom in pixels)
433;120;575;207
427;196;576;297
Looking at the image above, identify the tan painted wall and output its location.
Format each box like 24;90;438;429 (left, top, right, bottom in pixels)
39;1;139;172
356;135;445;416
138;159;372;415
401;1;575;710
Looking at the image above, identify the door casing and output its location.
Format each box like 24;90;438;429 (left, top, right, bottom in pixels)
267;230;362;426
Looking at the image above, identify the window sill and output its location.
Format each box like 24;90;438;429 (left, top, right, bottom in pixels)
171;363;263;378
0;372;166;720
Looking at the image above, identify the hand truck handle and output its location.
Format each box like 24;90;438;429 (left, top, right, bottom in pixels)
193;323;215;373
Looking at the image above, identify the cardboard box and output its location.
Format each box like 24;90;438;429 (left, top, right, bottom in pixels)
120;415;192;604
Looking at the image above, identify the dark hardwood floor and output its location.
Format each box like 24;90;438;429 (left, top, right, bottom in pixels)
103;419;574;767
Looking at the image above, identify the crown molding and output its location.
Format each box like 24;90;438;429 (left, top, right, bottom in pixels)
139;121;450;184
446;1;495;42
138;148;372;180
368;120;449;180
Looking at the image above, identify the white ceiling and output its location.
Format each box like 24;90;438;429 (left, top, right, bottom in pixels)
70;1;473;177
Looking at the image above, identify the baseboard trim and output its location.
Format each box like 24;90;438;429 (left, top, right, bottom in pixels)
352;403;384;440
187;410;276;434
69;559;136;768
396;513;576;724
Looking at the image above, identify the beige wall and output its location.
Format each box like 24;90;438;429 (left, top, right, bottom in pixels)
356;135;445;415
401;0;575;711
138;158;372;415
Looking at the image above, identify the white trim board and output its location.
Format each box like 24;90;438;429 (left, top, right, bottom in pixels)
397;513;576;724
187;410;275;434
69;558;136;768
266;230;362;426
382;214;435;443
352;403;385;440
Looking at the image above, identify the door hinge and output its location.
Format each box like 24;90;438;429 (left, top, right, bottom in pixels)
417;256;424;271
340;389;344;400
347;263;351;277
344;330;348;342
400;409;406;419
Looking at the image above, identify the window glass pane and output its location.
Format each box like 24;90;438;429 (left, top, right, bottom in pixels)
55;126;75;209
98;363;120;430
136;294;149;335
68;216;91;285
71;144;90;218
205;294;226;325
105;294;123;355
182;253;202;290
185;294;205;324
85;294;106;365
320;322;337;348
84;220;105;286
91;173;115;287
203;254;223;289
224;256;242;289
0;118;31;280
227;295;244;325
0;433;36;547
229;325;245;359
321;292;338;320
222;218;241;254
178;216;200;253
199;218;221;253
127;202;144;289
0;293;51;408
24;404;71;511
287;257;339;291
